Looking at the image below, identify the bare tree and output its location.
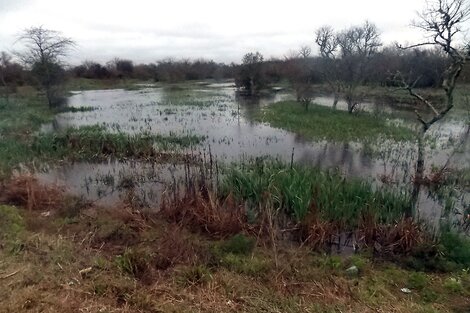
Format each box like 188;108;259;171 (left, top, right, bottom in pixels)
299;45;312;58
315;22;381;112
15;26;75;107
396;0;470;215
315;26;342;108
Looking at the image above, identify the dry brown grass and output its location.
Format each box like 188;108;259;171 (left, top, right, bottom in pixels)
358;215;426;255
1;201;469;313
161;190;246;238
0;173;65;211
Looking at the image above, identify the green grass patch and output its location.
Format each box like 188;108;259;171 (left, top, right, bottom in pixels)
0;91;204;173
32;125;204;161
215;234;256;256
0;96;54;135
0;205;24;242
220;160;410;226
253;101;414;142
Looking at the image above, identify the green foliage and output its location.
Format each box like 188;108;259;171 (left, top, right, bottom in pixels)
220;253;270;276
321;255;343;270
115;248;151;277
421;289;439;303
217;234;256;256
347;255;369;271
443;277;463;294
0;205;24;242
253;101;414;142
440;230;470;267
220;161;410;226
408;272;428;290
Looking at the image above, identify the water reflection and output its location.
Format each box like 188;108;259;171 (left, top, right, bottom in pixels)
37;82;469;229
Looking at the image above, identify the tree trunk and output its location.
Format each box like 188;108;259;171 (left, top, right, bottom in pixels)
333;92;339;109
410;130;426;217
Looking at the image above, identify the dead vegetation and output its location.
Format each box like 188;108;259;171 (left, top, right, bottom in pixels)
0;173;65;211
0;174;469;312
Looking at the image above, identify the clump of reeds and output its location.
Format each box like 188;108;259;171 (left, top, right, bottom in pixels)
161;189;246;238
0;173;64;211
219;161;411;229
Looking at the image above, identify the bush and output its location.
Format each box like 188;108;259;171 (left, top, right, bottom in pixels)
440;230;470;267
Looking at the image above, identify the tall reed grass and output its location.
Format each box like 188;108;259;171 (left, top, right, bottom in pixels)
219;161;411;228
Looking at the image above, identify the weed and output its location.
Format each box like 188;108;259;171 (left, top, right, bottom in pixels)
421;289;439;303
0;205;24;243
220;253;270;276
115;248;152;278
347;255;369;272
217;234;256;256
443;277;464;294
176;265;212;287
408;272;428;290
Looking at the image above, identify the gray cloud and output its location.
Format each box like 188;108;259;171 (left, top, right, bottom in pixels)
0;0;434;64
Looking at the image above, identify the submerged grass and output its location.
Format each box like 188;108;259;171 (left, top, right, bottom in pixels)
64;78;150;91
32;125;204;161
254;101;414;142
220;161;411;227
0;95;204;175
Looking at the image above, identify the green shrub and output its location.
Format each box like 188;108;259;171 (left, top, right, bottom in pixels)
440;230;470;267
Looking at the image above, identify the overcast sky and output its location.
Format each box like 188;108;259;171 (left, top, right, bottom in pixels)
0;0;432;64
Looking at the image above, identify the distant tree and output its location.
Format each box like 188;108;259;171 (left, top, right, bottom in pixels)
315;26;341;108
315;22;382;112
106;58;134;79
235;51;266;94
283;54;316;111
299;45;312;58
15;26;75;107
0;52;14;98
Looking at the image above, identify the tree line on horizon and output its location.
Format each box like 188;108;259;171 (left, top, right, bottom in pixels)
1;17;469;107
0;43;460;85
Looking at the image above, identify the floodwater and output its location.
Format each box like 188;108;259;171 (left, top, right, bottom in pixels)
37;81;469;226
